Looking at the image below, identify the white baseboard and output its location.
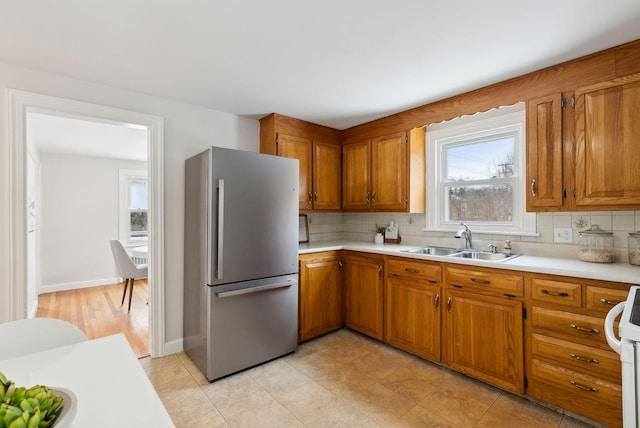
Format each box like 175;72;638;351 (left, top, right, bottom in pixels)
162;338;184;357
39;277;121;294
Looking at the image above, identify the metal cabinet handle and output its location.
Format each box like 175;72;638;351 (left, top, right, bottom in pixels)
569;380;598;392
378;265;383;279
338;260;343;272
541;289;569;297
391;273;399;278
365;191;370;203
435;294;440;309
447;297;452;313
531;178;537;197
405;268;420;274
371;191;376;203
314;192;318;202
308;192;313;203
471;278;491;285
599;298;618;305
570;324;600;334
570;353;599;364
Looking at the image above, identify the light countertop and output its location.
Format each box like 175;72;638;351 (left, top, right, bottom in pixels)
299;240;640;285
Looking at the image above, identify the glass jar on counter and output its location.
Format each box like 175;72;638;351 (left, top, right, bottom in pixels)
578;225;615;263
628;232;640;266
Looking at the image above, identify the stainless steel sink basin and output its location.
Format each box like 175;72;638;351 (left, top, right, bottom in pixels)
447;250;521;262
402;247;461;256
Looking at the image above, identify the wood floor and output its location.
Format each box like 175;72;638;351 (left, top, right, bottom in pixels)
36;279;150;358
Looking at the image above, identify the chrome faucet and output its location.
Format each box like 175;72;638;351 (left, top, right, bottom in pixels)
487;244;498;253
455;223;473;249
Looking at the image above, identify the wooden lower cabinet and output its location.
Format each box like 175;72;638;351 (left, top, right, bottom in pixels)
444;288;524;393
343;252;384;340
385;258;441;361
526;273;627;427
298;252;342;341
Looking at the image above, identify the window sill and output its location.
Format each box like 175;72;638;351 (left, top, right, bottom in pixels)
421;227;539;237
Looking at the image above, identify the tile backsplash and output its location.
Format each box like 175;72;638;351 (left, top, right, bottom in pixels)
305;211;640;261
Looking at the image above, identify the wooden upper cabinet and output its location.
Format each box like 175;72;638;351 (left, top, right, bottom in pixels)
526;93;564;210
342;131;419;212
260;113;341;212
575;73;640;208
371;132;407;210
277;133;313;211
342;139;372;210
312;140;341;210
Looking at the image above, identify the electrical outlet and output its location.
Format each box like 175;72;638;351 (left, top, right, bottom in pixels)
553;227;573;243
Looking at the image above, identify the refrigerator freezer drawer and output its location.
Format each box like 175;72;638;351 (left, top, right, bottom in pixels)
205;274;298;381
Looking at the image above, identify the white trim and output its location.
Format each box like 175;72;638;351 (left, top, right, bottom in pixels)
39;277;122;294
426;103;535;236
7;89;166;358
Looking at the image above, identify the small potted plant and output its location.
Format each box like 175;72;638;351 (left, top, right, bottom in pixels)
372;224;386;244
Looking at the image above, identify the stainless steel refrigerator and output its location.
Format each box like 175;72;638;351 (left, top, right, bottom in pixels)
183;146;299;382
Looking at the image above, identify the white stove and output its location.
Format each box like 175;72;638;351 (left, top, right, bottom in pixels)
605;285;640;427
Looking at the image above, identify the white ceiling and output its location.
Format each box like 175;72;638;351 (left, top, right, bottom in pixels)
27;112;148;161
2;1;640;131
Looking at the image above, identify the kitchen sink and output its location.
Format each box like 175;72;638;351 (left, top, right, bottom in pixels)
447;250;521;262
402;247;461;256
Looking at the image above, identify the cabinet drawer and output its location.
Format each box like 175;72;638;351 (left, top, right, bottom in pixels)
585;286;628;314
531;278;581;307
387;258;441;282
529;359;622;427
531;307;611;348
444;266;523;296
531;333;621;381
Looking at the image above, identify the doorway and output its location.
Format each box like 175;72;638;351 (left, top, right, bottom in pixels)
7;89;166;357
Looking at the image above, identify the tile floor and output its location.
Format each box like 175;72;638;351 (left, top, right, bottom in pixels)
140;329;605;427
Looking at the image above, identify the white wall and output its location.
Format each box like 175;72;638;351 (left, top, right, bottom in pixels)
39;153;146;291
0;60;259;349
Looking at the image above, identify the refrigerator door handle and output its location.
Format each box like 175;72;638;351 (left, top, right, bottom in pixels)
217;179;225;280
216;281;292;298
604;301;625;354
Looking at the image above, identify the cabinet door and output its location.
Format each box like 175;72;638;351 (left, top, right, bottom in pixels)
277;133;313;210
343;253;384;340
371;132;407;211
445;288;524;393
312;141;341;210
299;253;342;341
575;73;640;207
342;139;371;210
385;277;440;361
526;93;564;210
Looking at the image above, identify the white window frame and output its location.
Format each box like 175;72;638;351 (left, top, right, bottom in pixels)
426;103;536;236
119;169;148;245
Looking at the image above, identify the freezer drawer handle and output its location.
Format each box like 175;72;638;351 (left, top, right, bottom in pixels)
216;281;292;298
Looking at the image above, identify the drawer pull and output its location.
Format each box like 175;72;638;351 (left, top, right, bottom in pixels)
570;353;600;364
471;278;491;285
570;324;600;334
434;294;440;309
405;268;420;274
447;297;452;313
541;289;569;297
569;380;598;392
391;273;400;278
599;298;618;305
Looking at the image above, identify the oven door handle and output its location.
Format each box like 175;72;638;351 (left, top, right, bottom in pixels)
604;301;625;355
216;281;292;298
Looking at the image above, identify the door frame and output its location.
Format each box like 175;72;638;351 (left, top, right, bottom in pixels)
7;89;166;357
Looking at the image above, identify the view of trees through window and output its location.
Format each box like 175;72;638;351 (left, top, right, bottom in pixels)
129;179;148;239
444;136;515;223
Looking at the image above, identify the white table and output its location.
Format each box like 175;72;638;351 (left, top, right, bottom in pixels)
0;334;174;427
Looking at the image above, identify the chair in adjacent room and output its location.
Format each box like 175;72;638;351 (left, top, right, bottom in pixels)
109;240;148;311
0;318;88;360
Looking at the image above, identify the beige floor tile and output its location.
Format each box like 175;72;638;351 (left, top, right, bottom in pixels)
246;359;313;398
277;380;335;407
378;361;450;403
348;382;416;426
170;405;229;428
140;353;193;389
476;393;562;427
226;401;304;428
176;351;210;386
154;375;217;419
393;405;460;427
203;373;277;420
313;362;378;401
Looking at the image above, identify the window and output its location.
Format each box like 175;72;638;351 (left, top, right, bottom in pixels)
426;103;536;235
119;169;148;244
